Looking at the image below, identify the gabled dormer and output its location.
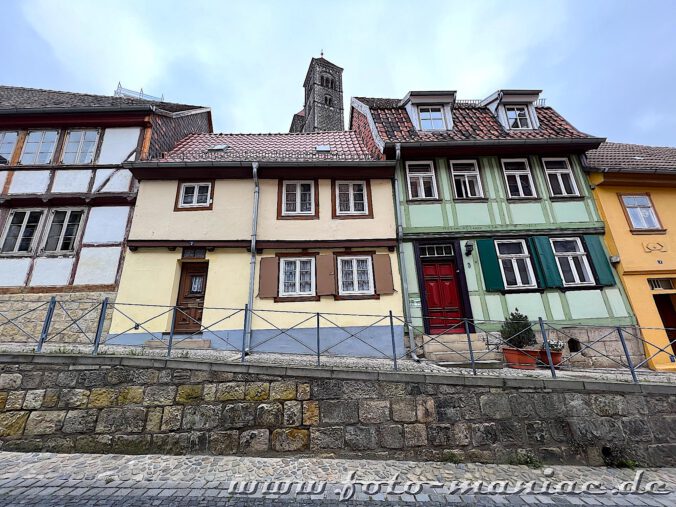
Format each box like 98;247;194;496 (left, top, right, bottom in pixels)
400;91;456;132
481;89;542;131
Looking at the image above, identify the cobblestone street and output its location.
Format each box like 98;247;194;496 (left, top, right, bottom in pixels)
0;452;673;506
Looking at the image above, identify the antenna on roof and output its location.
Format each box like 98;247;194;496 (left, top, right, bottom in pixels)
114;82;164;102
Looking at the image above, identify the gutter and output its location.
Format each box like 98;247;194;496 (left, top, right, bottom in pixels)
244;162;260;353
387;137;606;150
0;105;211;119
393;143;419;361
123;160;396;169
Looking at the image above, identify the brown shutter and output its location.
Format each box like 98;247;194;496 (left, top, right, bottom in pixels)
373;253;395;295
316;254;336;296
258;257;279;298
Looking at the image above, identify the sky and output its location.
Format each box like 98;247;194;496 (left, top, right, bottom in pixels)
5;0;676;146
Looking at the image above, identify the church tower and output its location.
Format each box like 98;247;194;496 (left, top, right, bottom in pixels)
289;56;344;132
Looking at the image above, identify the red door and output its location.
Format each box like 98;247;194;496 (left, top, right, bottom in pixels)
422;260;464;334
174;263;208;333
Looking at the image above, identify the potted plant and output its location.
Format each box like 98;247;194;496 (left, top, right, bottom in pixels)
538;339;565;367
499;309;538;369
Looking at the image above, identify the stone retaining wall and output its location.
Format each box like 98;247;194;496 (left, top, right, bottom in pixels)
0;354;673;466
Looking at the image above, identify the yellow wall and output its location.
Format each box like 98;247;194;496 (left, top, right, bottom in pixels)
590;172;676;370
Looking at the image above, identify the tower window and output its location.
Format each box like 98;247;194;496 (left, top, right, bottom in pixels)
324;95;333;106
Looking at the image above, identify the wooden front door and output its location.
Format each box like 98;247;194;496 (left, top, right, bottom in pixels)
422;260;464;334
174;263;209;333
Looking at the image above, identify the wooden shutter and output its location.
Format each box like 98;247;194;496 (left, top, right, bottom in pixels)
529;236;563;288
258;257;279;298
316;254;336;296
583;235;615;286
373;254;395;295
476;239;505;291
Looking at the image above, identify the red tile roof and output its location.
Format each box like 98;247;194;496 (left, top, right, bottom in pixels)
162;131;376;162
586;142;676;173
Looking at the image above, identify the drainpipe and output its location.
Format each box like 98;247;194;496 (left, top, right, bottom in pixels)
244;161;260;353
393;143;419;361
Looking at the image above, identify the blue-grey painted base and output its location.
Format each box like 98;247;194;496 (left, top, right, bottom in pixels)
105;325;406;358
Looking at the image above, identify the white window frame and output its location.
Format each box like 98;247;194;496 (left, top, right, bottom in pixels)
550;237;595;287
542;158;579;197
278;257;316;297
450;160;484;199
19;130;59;165
282;180;315;216
178;182;213;208
335;180;368;216
501;158;537;199
40;208;86;254
0;209;46;254
621;195;662;230
61;129;99;165
417;106;447;131
495;239;537;290
0;131;19;165
337;255;375;296
405;161;438;200
504;105;533;130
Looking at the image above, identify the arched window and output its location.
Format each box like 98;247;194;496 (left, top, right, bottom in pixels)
324;95;333;106
329;78;335;90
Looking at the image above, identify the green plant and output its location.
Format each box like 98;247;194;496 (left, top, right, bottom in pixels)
442;450;462;464
601;445;640;469
508;450;542;468
544;339;565;352
499;309;537;349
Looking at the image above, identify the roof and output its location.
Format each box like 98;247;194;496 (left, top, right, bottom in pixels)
0;85;206;114
586;142;676;173
353;96;597;144
162;131;377;162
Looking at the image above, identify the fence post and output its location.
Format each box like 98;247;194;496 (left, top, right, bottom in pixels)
240;304;248;363
92;298;109;356
464;319;477;375
617;326;639;384
316;313;321;367
389;311;398;371
36;296;57;353
538;317;556;379
167;307;177;358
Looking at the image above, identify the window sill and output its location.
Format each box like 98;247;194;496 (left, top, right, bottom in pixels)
406;198;442;204
497;287;544;294
629;228;667;235
454;198;488;203
559;285;605;292
277;215;319;220
174;206;213;212
333;294;380;301
274;296;320;303
506;197;541;203
333;213;373;220
549;196;585;202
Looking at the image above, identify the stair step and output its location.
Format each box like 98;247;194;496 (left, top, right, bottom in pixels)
144;338;212;349
426;350;502;362
438;360;504;369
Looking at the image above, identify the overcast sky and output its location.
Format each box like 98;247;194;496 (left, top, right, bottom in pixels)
5;0;676;146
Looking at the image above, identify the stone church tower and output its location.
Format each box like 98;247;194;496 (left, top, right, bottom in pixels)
289;56;344;132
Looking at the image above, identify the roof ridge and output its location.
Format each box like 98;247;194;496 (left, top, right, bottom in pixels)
194;131;357;137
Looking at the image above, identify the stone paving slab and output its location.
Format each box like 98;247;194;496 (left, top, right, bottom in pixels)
0;452;674;506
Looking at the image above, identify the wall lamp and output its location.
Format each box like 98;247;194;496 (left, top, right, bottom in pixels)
465;241;474;257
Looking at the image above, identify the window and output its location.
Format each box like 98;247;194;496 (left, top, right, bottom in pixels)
61;130;98;164
418;106;446;130
419;245;453;257
282;181;315;216
324;95;333;106
335;181;368;215
550;238;594;286
543;158;579;197
621;195;662;230
406;162;438;200
505;105;532;129
649;279;675;290
279;257;315;297
0;131;18;164
42;209;84;252
19;130;59;165
338;256;374;295
450;160;484;199
501;159;537;198
1;210;44;253
179;182;212;208
495;240;536;289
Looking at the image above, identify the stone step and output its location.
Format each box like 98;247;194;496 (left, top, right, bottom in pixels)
144;338;212;349
425;350;503;363
437;359;504;369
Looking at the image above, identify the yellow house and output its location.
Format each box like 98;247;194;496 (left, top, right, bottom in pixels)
109;131;405;357
586;142;676;371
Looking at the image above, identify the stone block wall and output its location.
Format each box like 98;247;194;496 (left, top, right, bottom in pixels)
0;354;673;466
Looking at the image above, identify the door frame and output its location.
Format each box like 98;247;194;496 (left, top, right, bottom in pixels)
174;260;210;334
413;239;474;335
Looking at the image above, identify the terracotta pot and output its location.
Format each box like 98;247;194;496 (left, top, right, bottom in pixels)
502;347;538;370
538;349;563;367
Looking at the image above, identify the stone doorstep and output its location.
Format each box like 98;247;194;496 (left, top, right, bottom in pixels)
143;339;212;350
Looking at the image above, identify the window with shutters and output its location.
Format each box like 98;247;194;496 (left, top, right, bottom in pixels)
282;180;315;216
61;129;99;164
450;160;484;199
542;158;579;197
406;161;438;200
279;257;315;297
42;209;84;252
338;255;374;295
495;239;537;289
20;130;59;165
335;181;368;216
0;131;18;165
0;210;44;253
550;238;594;286
176;182;213;210
620;194;663;231
501;159;537;199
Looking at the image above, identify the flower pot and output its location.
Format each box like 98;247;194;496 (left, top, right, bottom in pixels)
538;350;563;367
502;347;538;370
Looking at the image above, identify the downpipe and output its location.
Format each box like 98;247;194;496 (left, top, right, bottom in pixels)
244;161;260;353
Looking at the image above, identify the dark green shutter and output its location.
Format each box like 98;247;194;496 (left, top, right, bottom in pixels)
529;236;563;288
584;235;615;286
476;239;504;291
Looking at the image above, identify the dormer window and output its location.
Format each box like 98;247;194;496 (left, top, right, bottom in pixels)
418;106;446;130
505;106;532;129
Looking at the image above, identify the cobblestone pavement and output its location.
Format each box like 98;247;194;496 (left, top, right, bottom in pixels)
0;452;674;506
